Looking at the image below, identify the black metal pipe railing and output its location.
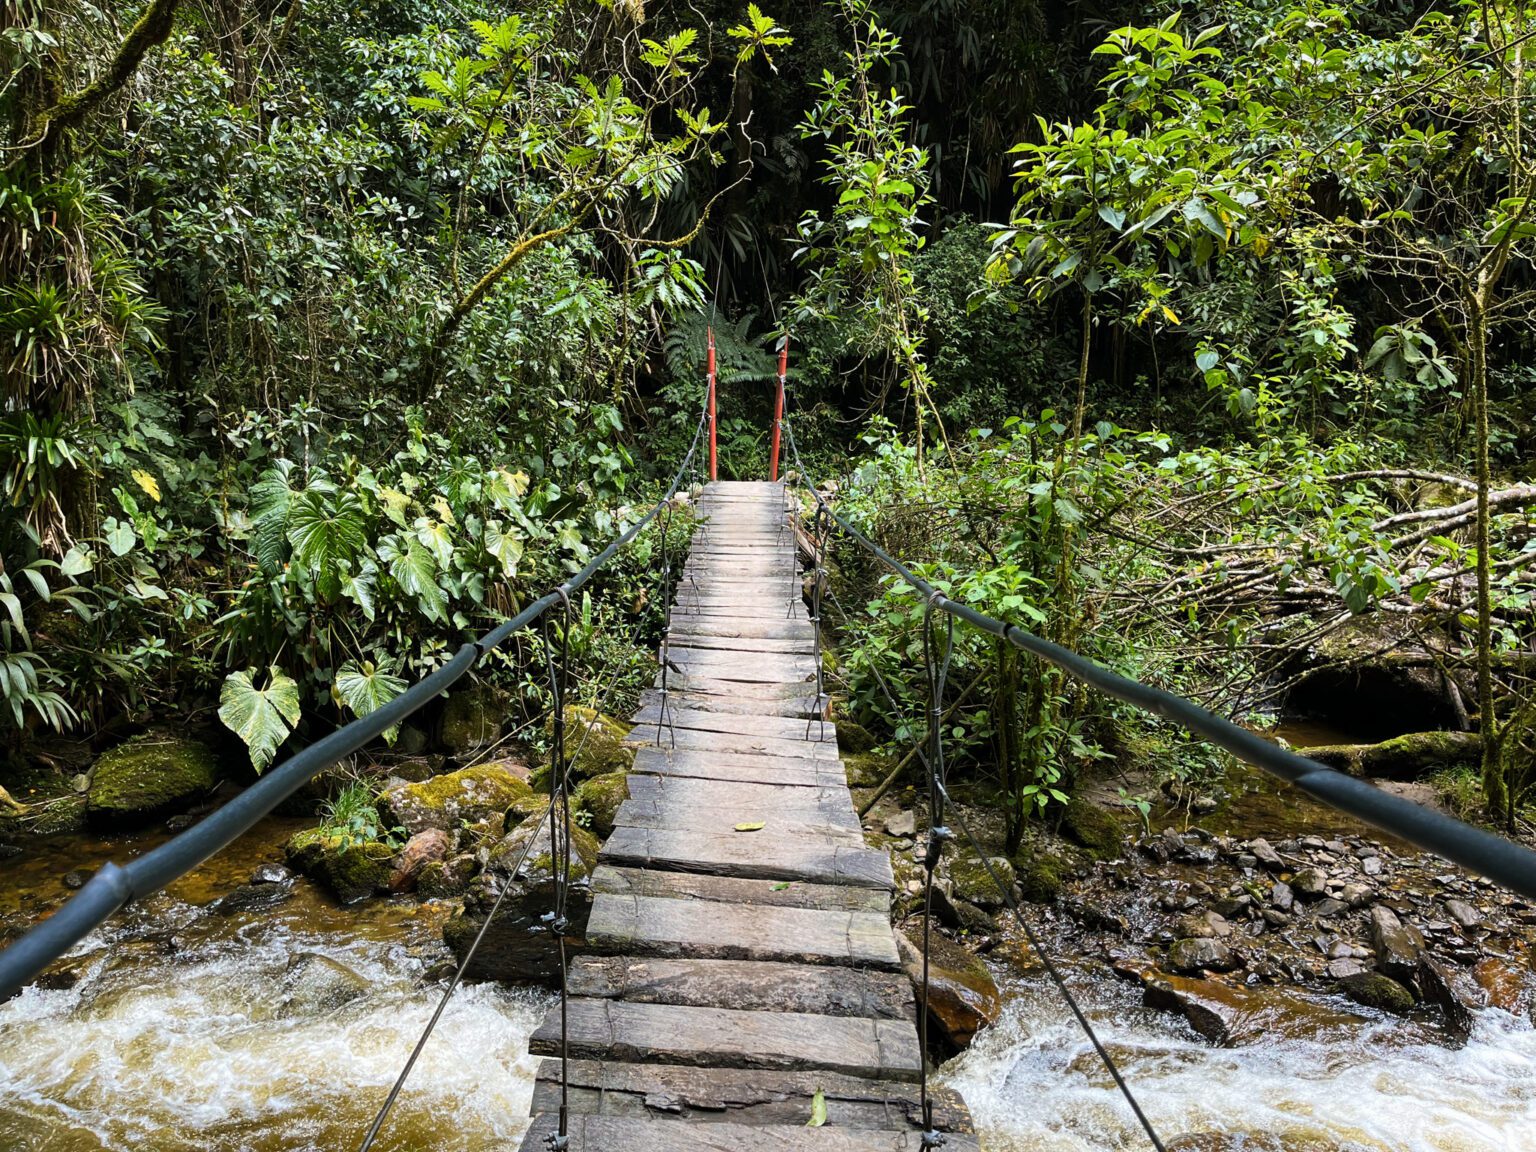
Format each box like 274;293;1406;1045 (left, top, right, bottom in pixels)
781;417;1536;900
0;393;711;1001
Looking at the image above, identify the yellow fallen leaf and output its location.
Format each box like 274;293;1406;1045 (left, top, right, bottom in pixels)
131;469;161;502
734;822;765;832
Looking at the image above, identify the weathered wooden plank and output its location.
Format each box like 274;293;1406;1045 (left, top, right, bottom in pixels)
628;724;838;761
630;746;846;787
631;705;833;744
621;775;858;828
662;633;813;654
586;894;900;969
612;801;863;843
566;957;913;1021
665;619;814;640
592;865;888;913
661;653;818;684
601;826;894;889
529;1061;974;1133
639;688;823;719
528;999;921;1081
519;1114;981;1152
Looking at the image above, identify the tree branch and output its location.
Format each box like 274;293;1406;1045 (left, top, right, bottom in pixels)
41;0;182;137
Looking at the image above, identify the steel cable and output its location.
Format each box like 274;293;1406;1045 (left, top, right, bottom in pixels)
0;376;712;1002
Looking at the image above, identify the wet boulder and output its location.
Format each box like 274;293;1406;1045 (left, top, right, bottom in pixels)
442;819;602;985
1167;937;1237;973
1143;973;1366;1046
379;763;531;841
895;929;1002;1051
284;829;392;903
1367;905;1423;981
573;771;630;839
419;853;478;898
438;682;509;755
388;827;453;893
283;952;371;1016
1417;955;1479;1045
1337;972;1415;1014
86;732;219;828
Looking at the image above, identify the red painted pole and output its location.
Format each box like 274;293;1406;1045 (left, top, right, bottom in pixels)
769;335;787;481
706;327;718;482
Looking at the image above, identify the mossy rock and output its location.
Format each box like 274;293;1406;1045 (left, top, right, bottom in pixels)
1338;971;1415;1014
842;751;893;789
379;763;532;840
573;771;630;838
1307;731;1480;780
25;795;87;836
1062;800;1125;858
284;828;392;903
486;816;601;886
1012;839;1070;903
539;706;634;785
86;732;219;827
835;718;878;755
438;683;508;755
947;851;1016;909
419;853;478;898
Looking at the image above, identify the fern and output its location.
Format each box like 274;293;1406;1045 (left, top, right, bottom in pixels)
663;311;778;388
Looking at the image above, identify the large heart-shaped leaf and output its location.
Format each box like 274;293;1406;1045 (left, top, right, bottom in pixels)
288;489;368;601
219;666;301;772
335;659;408;744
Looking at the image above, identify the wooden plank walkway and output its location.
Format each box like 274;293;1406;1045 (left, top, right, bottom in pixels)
518;480;976;1150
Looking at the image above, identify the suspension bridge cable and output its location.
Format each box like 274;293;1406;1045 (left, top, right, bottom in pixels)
782;416;1165;1149
776;414;1536;900
0;384;712;1003
358;619;640;1150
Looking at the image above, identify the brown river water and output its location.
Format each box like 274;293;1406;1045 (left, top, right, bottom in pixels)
1;724;1533;1151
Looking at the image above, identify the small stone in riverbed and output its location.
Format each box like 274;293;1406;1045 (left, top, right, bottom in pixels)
1291;867;1327;897
1340;883;1374;908
1167;937;1236;973
1369;905;1424;980
252;864;292;885
1270;881;1294;911
1314;898;1347;918
1248;838;1284;869
1362;856;1383;876
1327;958;1366;979
63;871;85;889
1445;899;1482;929
884;809;916;837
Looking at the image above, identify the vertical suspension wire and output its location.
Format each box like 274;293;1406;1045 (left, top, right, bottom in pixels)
916;593;955;1147
655;497;677;749
542;591;575;1151
806;504;831;741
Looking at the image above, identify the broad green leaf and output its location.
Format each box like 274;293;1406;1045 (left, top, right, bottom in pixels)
250;461;299;574
288;489;368;601
807;1090;827;1127
335;659;408;744
386;537;448;623
104;517;137;557
486;521;524;577
219;666;301;772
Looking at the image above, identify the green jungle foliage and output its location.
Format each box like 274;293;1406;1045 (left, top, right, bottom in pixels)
1;0;1533;832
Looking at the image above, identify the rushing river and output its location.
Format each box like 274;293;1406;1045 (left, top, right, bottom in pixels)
939;967;1536;1151
0;819;551;1151
3;807;1534;1150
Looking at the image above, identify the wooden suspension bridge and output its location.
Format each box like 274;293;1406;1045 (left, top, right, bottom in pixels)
519;480;978;1150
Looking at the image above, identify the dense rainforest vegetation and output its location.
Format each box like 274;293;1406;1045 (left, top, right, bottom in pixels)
2;0;1535;847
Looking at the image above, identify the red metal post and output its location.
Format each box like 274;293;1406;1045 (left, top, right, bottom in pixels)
706;327;718;481
769;335;787;481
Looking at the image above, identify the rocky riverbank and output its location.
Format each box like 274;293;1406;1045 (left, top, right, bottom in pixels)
857;759;1536;1060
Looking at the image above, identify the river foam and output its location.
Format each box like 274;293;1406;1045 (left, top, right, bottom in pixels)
939;972;1536;1151
0;898;550;1152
